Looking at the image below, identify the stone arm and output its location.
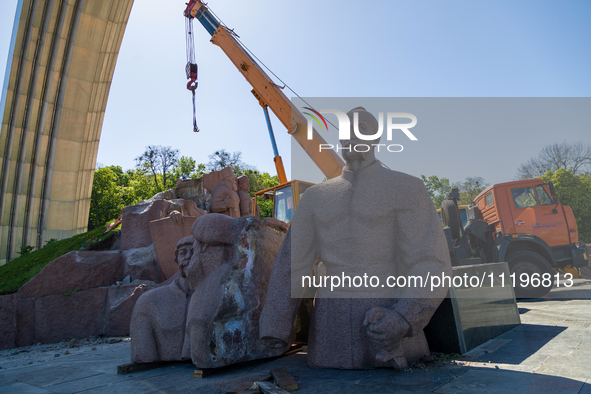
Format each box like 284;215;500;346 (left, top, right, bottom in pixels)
259;191;318;349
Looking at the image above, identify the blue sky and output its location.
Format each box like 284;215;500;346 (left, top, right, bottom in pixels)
1;0;590;185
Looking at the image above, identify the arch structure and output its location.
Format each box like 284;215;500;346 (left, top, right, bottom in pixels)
0;0;134;263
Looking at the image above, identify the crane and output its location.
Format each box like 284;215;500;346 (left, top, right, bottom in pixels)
183;1;344;221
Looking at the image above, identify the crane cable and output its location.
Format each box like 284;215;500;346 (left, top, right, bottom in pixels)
185;17;199;132
187;4;340;133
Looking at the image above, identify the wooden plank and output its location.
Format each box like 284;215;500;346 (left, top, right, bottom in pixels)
282;343;305;356
270;368;298;391
193;368;219;378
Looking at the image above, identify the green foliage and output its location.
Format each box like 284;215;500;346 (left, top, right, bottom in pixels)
421;175;488;208
80;226;121;251
89;166;124;230
257;198;275;220
236;168;280;197
64;288;80;296
174;157;208;180
125;168;158;203
174;156;196;179
88;166;163;230
540;169;591;243
135;145;180;189
44;238;58;247
194;163;207;179
17;245;34;257
454;176;489;205
234;167;279;219
421;175;452;209
0;226;108;295
89;149;282;230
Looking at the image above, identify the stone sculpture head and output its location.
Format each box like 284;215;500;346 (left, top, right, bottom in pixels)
340;107;380;169
237;175;250;192
175;236;195;278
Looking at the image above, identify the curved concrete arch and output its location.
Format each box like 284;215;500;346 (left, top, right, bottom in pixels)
0;0;134;263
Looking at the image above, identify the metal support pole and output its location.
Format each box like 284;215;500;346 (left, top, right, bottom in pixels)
263;106;279;158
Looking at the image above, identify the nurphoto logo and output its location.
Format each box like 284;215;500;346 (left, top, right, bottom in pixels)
303;108;418;153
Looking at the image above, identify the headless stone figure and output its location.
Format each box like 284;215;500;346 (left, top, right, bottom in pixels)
259;107;453;370
208;167;240;218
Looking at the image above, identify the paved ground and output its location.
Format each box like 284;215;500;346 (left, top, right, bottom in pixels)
1;279;590;393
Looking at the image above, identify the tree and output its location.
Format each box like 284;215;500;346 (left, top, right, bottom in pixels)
88;166;157;229
540;169;591;243
135;146;159;187
236;168;280;197
135;145;180;189
455;176;489;205
88;166;126;229
517;141;591;179
174;156;196;180
421;175;452;209
257;198;275;219
89;148;282;228
193;163;207;179
206;149;253;173
123;168;157;204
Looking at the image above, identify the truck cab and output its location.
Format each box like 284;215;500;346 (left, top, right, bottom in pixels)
253;180;314;224
442;179;589;298
474;179;577;247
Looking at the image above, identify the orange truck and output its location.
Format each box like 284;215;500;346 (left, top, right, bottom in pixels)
441;178;589;298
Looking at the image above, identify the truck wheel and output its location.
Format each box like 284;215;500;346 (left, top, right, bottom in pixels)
441;200;461;240
507;251;554;299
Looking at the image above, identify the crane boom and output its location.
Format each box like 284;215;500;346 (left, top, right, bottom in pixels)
184;1;344;179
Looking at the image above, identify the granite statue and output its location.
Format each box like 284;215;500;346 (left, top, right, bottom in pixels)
237;175;253;217
130;236;194;362
130;214;289;368
204;167;240;218
259;107;452;369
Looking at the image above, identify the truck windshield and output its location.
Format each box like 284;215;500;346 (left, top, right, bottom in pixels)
511;187;537;208
274;185;294;223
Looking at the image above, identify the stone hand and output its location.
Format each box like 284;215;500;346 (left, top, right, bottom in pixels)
363;307;410;369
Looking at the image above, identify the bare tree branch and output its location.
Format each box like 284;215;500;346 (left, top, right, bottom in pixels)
517;141;591;179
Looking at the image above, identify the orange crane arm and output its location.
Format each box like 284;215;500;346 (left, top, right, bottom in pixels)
185;1;344;180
